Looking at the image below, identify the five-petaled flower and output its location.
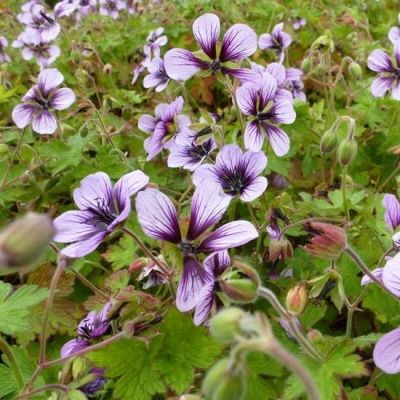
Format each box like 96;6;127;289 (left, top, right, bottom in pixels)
135;183;258;312
259;23;292;63
236;72;296;156
12;68;75;134
193;144;268;202
164;13;257;82
99;0;126;19
53;170;149;257
143;57;170;92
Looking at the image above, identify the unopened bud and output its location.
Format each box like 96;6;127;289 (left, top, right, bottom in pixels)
268;237;293;263
337;138;357;166
0;213;55;271
316;64;326;79
103;63;112;75
129;257;148;272
209;307;245;343
220;261;260;303
301;58;312;73
307;329;323;342
286;283;308;315
348;61;362;80
320;129;338;154
202;358;247;400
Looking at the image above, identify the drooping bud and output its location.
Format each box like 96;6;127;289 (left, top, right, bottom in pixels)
286;283;308;315
304;222;347;259
301;58;312;73
268;237;293;263
337;138;357;166
320;129;338;154
316;64;325;79
219;261;260;303
103;63;112;75
202;358;247;400
0;213;55;272
209;307;246;344
307;329;323;342
348;61;362;80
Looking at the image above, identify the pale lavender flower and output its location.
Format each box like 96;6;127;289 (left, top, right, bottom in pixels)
193;251;230;325
383;194;400;231
132;58;149;84
284;68;306;101
143;57;170;92
193;144;268;202
60;302;112;357
53;171;149;257
368;43;400;100
99;0;126;19
76;0;97;20
12;69;75;134
0;37;11;63
259;23;292;63
373;326;400;374
168;128;217;171
126;0;138;15
138;96;191;160
144;27;167;58
81;368;106;396
164;13;257;82
17;0;43;24
236;72;296;156
292;17;306;31
138;260;169;289
53;0;79;18
135;184;258;311
389;15;400;45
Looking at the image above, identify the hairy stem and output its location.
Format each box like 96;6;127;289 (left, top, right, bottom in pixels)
18;384;69;399
341;166;350;219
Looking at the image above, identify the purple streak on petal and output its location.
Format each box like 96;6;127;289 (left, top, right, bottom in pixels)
361;267;383;286
263;124;290;157
114;170;149;198
12;103;36;129
138;114;156;133
203;250;230;276
49;88;75;110
60;231;107;258
60;338;89;358
236;83;258;116
389;27;400;45
258;33;274;50
383;194;400;230
367;50;393;73
240;176;268;202
193;281;215;325
135;188;181;243
198;220;258;253
222;67;259;83
192;164;219;186
244;120;264;151
392;80;400;100
382;254;400;297
187;183;231;240
220;23;257;62
266;62;286;85
32;109;57;134
373;327;400;374
269;100;296;124
192;13;220;59
371;76;394;97
38;68;64;95
260;73;278;108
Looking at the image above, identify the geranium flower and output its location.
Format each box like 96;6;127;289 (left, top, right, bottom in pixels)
373;326;400;374
284;68;306;101
0;36;11;63
138;96;191;160
236;72;296;156
126;0;138;15
81;368;107;396
61;302;112;357
135;184;258;311
193;144;268;202
383;194;400;231
99;0;126;19
258;23;292;62
368;43;400;100
144;27;167;58
143;57;170;92
164;13;257;82
193;251;230;325
293;17;306;31
168;129;217;171
76;0;97;21
12;68;75;134
53;170;149;257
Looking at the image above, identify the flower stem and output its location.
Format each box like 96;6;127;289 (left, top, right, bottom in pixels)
18;384;69;399
341;166;350;219
0;336;24;389
258;286;323;363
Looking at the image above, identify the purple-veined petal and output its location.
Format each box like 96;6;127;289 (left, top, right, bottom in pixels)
220;23;257;62
244;120;264;151
12;103;36;129
176;256;207;312
198;220;258;253
21;47;35;60
371;76;394;97
164;48;209;81
392;80;400;100
361;267;383;286
114;170;149;199
389;27;400;45
260;72;278;108
243;149;267;177
192;164;219;186
192;13;220;60
223;67;259;84
138;114;156;133
60;339;89;358
135;188;181;243
203;250;230;276
49;88;75;110
187;183;231;240
240;176;268;202
373;327;400;374
236;83;258;115
194;281;215;325
258;33;274;50
144;122;168;160
383;194;400;230
382;254;400;297
215;144;243;175
367;50;393;73
264;124;290;157
266;62;286;85
155;96;183;121
32;110;57;134
38;68;64;95
60;231;107;258
270;100;296;124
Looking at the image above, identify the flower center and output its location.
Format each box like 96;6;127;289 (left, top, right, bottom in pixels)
210;59;221;73
178;240;197;255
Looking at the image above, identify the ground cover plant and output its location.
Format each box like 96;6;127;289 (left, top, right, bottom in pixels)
1;0;400;399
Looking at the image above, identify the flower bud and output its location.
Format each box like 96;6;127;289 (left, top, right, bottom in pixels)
307;329;323;342
337;138;357;166
0;213;55;271
348;61;362;80
320;129;338;154
286;283;308;315
316;64;325;79
129;257;148;272
268;237;293;263
103;63;112;75
220;261;260;303
202;358;247;400
304;222;347;259
209;307;246;343
301;58;312;73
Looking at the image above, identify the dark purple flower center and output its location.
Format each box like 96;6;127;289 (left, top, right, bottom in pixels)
221;171;248;196
85;197;118;226
107;1;117;10
78;316;109;340
39;10;55;24
210;59;222;73
257;111;273;121
178;240;197;255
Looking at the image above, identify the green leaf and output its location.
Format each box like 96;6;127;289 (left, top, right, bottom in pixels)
0;281;48;335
